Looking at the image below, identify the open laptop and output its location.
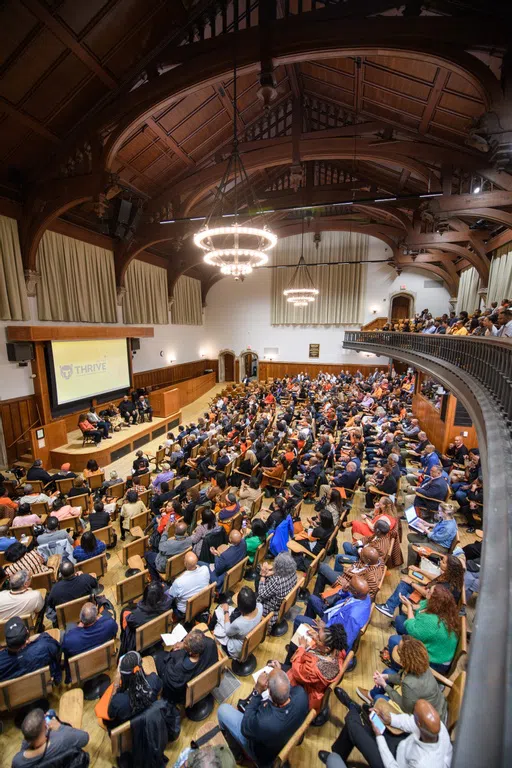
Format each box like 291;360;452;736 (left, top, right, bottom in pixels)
405;505;428;533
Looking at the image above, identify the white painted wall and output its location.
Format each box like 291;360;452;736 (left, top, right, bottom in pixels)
0;235;451;399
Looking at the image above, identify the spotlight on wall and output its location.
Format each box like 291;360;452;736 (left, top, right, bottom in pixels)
370;306;379;315
167;356;175;364
473;186;481;194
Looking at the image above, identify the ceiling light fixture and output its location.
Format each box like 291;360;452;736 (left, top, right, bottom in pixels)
192;45;276;280
283;217;319;307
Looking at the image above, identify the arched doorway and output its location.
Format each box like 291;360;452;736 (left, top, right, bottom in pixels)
390;292;415;321
239;350;259;381
218;349;236;382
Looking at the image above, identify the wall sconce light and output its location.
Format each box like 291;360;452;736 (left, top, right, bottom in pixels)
167;356;175;364
370;306;379;315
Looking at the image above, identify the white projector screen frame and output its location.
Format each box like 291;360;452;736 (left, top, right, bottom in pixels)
50;339;131;406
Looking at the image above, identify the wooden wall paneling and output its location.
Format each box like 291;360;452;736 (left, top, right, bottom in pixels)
30;420;68;468
151;388;180;418
0;395;39;464
133;360;218;391
258;361;380;380
412;390;478;454
32;343;52;425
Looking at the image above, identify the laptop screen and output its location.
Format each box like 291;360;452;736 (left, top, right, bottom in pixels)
405;506;417;523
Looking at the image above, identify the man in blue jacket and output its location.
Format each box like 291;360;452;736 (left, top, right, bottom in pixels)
289;575;371;652
61;601;117;682
0;617;62;683
406;464;448;516
207;529;247;591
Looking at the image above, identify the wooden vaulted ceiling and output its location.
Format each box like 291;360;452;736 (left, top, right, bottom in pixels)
0;0;511;300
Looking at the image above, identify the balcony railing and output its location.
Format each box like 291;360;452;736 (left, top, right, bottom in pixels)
343;331;512;768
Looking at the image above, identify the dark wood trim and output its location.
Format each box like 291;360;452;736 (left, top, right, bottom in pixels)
7;326;154;342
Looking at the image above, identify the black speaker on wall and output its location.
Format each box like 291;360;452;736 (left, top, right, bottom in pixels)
7;342;35;362
130;338;141;352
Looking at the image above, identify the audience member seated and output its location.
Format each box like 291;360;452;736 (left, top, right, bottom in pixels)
213;585;263;659
376;553;464;619
83;459;104;480
243;519;267;566
383;584;460;674
271;623;347;712
205;529;247;593
297;574;371;652
120;490;147;541
0;486;18;523
314;545;384;601
120;581;173;655
119;395;138;424
150;481;175;517
51;463;78;483
132;450;150;477
0;569;45;623
36;515;73;548
405;502;457;569
88;501;112;532
260;456;288;495
145;520;194;582
191;508;223;557
404;464;448;514
0;523;17;551
340;518;391;565
47;561;99;621
167;551;210;619
4;541;48;579
365;464;397;509
322;693;452;767
61;600;118;680
67;477;90;499
347;496;397;539
0;616;62;683
73;530;107;563
257;552;298;631
105;650;163;729
151;463;175;492
12;501;43;528
12;707;89;768
48;496;83;525
155;629;219;704
26;459;53;487
218;669;309;765
218;493;241;532
356;636;447;718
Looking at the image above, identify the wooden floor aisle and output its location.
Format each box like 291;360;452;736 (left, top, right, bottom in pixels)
2;384;476;767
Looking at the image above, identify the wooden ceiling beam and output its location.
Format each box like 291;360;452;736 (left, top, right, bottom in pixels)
21;0;118;90
146;117;195;167
0;95;60;143
419;67;450;134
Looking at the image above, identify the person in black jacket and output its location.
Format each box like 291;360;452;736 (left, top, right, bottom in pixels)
120;581;173;655
88;501;111;532
217;668;309;766
155;629;218;704
26;459;53;487
119;395;138;425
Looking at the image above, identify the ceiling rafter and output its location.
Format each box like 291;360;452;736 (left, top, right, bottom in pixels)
20;0;118;89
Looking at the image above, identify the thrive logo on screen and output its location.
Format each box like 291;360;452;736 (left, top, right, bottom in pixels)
60;356;108;379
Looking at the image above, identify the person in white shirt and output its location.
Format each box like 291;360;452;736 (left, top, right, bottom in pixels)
0;569;45;623
319;692;452;768
482;317;498;337
166;551;210;617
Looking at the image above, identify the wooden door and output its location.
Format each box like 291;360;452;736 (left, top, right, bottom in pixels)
391;295;411;320
244;354;253;377
224;353;234;382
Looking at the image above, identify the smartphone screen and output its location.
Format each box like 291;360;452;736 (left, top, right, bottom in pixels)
412;571;424;579
370;710;386;734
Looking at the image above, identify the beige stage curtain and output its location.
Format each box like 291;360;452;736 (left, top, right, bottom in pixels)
486;244;512;306
0;215;29;320
271;230;368;325
36;230;117;322
455;267;480;314
123;259;168;325
171;274;203;325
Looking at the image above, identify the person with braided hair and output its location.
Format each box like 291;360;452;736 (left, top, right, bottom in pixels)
269;622;348;712
107;651;163;728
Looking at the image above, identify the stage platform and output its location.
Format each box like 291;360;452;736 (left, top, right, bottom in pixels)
50;411;181;472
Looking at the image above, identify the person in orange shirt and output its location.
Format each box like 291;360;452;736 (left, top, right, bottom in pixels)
78;414;103;444
0;485;18;523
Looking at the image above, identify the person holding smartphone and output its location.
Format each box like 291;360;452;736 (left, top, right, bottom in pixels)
318;690;452;768
12;707;89;767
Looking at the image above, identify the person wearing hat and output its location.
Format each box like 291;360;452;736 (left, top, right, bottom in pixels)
0;616;62;683
106;650;163;728
12;707;89;768
51;463;78;483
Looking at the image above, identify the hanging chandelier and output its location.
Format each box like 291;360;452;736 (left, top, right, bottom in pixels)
193;51;276;279
283;218;319;306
